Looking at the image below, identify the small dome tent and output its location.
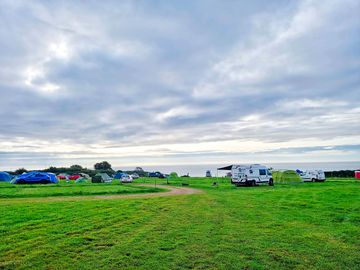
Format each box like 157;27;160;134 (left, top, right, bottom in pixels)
0;172;12;182
114;171;126;179
75;177;89;183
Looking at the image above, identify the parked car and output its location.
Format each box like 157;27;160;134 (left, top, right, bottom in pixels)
148;172;165;178
13;172;58;184
299;170;326;182
121;174;133;183
131;173;139;179
218;164;274;186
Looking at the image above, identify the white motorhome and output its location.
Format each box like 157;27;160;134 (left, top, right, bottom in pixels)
299;170;325;182
218;164;274;186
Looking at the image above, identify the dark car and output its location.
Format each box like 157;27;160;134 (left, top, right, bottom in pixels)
13;172;58;184
148;172;165;178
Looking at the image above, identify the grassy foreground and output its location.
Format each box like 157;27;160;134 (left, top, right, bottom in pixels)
1;178;359;269
0;181;164;198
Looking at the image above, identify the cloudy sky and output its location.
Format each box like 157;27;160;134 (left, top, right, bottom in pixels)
0;0;359;170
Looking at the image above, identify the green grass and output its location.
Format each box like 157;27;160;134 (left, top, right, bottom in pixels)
1;178;359;269
0;181;164;198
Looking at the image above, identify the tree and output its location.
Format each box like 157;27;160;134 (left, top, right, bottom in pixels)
94;161;112;171
169;172;178;178
14;168;27;175
135;167;144;172
70;164;83;171
43;166;59;173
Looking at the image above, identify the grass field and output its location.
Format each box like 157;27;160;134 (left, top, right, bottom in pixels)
1;178;359;269
0;181;164;198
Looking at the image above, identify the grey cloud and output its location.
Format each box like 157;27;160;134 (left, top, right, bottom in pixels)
0;0;359;169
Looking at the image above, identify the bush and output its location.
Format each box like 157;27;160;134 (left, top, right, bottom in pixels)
325;170;358;178
169;172;178;178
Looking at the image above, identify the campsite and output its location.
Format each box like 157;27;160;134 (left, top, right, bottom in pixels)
1;0;360;269
0;174;359;269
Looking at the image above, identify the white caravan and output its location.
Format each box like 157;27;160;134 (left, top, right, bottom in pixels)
300;170;326;182
219;164;274;186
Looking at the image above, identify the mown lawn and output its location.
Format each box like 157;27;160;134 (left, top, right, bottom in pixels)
0;178;359;269
0;182;164;198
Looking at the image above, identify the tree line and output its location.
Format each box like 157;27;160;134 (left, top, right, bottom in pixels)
324;170;359;178
8;162;149;177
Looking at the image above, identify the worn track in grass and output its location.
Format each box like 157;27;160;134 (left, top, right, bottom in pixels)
0;184;203;202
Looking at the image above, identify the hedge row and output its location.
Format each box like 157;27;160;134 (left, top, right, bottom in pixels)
325;170;359;178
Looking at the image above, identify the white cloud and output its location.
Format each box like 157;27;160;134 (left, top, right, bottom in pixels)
193;0;359;98
0;0;359;169
49;40;72;60
23;65;60;94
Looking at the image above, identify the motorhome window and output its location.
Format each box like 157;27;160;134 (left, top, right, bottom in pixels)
266;170;272;175
259;169;266;175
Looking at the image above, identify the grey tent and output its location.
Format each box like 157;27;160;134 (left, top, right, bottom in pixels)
92;173;113;183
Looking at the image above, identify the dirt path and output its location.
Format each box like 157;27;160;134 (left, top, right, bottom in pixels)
1;184;203;202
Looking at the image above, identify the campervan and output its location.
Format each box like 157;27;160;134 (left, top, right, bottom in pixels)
299;170;325;182
229;164;274;186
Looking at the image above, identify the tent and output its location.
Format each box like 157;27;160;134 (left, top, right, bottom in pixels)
215;165;237;181
272;170;303;184
217;165;234;171
114;171;126;179
92;173;113;183
79;173;90;179
75;177;89;183
0;172;11;182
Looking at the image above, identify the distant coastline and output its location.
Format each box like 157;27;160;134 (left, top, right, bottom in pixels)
120;161;360;177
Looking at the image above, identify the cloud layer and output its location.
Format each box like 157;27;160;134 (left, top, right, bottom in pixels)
0;0;359;170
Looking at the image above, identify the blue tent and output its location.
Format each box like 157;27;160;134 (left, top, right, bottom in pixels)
114;171;127;179
0;172;11;182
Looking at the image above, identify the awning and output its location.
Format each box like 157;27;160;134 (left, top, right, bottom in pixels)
217;165;233;170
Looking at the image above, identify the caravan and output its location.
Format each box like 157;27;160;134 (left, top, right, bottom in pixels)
299;170;326;182
218;164;274;186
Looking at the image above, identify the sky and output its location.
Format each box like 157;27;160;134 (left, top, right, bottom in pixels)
0;0;359;170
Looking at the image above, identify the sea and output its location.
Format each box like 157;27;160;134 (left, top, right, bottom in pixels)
118;161;360;177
